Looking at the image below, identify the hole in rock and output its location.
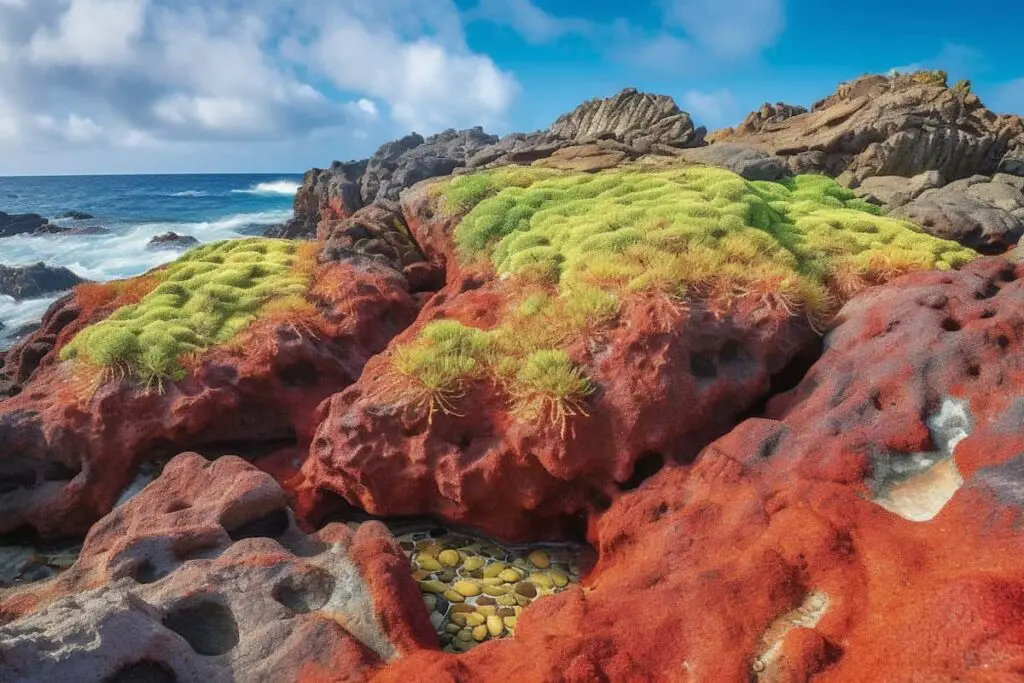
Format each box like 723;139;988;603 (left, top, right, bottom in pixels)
737;336;825;421
719;340;742;364
981;309;996;319
279;361;319;388
165;501;190;513
104;662;178;683
941;318;962;333
178;434;299;464
620;452;665;491
976;282;1001;300
41;460;81;482
689;352;718;379
133;559;163;584
225;508;290;542
998;335;1011;350
272;566;336;613
162;598;240;656
0;467;37;494
967;364;981;378
998;267;1018;283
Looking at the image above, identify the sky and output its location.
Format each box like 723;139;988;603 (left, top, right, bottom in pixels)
1;0;1023;176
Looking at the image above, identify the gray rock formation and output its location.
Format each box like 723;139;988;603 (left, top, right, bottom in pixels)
0;263;83;301
712;73;1024;184
673;144;790;181
0;211;63;238
854;171;945;207
269;160;367;239
893;174;1024;253
146;232;200;251
547;87;702;149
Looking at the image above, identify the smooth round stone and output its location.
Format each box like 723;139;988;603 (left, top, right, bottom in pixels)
445;623;462;635
472;625;489;642
419;580;447;594
417;542;442;557
528;550;551;569
439;549;461;567
437;569;456;583
429;612;446;630
423;595;437;611
476;596;497;606
481;577;505;587
482;562;506;579
498;568;523;583
515;595;531;607
515;582;538;599
483;584;509;596
497;607;516;618
549;569;570;587
531;573;554;589
486;615;504;637
465;613;486;627
417;556;442;572
455;629;474;643
450;613;468;627
443;589;465;603
412;569;431;581
503;616;517;630
476;605;497;617
453;581;481;597
463;556;485;572
451;604;476;614
496;594;518;607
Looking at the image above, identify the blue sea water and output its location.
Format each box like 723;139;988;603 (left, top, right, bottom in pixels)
0;173;301;347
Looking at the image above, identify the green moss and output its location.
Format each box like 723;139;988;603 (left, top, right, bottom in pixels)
391;165;977;429
60;238;310;384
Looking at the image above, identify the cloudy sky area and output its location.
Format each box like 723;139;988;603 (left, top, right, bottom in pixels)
1;0;1022;175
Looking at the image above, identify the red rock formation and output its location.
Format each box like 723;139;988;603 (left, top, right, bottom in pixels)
0;259;419;539
0;452;435;683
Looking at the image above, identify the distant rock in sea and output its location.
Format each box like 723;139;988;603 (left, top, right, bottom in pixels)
54;211;94;221
0;262;83;300
146;232;200;250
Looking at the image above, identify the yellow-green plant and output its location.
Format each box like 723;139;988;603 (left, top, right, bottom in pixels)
61;238;312;387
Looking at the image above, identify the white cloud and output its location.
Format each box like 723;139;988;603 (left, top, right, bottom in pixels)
0;0;521;172
683;89;739;128
468;0;593;44
29;0;148;67
660;0;784;59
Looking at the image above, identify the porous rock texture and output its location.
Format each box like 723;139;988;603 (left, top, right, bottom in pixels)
712;73;1024;184
276;89;703;239
295;184;820;541
0;256;420;539
0;211;63;238
0;262;83;301
0;452;435;683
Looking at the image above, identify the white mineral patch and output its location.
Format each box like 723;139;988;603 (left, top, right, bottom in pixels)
873;397;970;522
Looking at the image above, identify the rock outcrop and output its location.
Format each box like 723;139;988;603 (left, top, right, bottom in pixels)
276;89;705;239
0;211;63;238
146;232;200;250
0;452;435;683
712;72;1024;184
0;263;83;301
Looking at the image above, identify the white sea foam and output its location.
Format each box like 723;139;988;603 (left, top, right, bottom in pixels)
0;209;291;346
169;190;210;198
232;180;300;196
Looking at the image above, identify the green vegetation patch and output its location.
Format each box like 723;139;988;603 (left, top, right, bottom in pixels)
60;238;310;385
394;166;976;430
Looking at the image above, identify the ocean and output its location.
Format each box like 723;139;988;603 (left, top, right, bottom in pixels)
0;173;301;347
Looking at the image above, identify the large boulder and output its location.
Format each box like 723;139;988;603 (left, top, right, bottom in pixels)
0;241;422;539
892;174;1024;252
270;160;368;239
712;72;1024;184
0;452;435;683
0;211;64;238
673;143;790;181
546;87;701;149
374;256;1024;682
0;263;83;301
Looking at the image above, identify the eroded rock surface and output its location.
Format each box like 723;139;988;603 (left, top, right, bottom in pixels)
0;263;83;301
0;452;435;683
713;73;1024;183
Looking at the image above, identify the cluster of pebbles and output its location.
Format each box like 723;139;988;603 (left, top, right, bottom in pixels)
396;526;590;653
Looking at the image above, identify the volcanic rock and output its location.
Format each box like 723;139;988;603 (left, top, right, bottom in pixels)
0;452;435;683
712;72;1024;183
55;211;94;220
673;143;790;181
270;160;368;239
0;263;83;301
146;232;201;250
0;211;65;238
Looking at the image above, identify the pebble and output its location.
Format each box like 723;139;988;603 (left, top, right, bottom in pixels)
515;582;538;599
412;569;431;581
417;556;442;572
430;612;446;630
476;605;497;617
499;568;523;583
482;577;505;587
439;549;461;567
451;604;475;614
528;550;551;569
443;589;465;604
549;570;569;587
483;584;510;596
503;616;517;629
445;623;462;635
496;594;518;607
476;596;497;606
463;556;485;572
531;573;554;589
453;581;481;597
483;562;506;579
486;615;505;637
455;629;474;643
465;613;486;627
423;595;437;611
420;580;447;594
472;625;489;642
497;607;516;618
450;613;468;627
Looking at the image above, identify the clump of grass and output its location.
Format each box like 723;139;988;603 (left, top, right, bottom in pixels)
60;238;313;388
384;165;976;433
510;350;594;437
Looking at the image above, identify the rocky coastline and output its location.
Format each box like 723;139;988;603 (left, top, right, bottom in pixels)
3;70;1024;682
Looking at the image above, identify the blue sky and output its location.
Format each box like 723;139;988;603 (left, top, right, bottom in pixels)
0;0;1021;175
